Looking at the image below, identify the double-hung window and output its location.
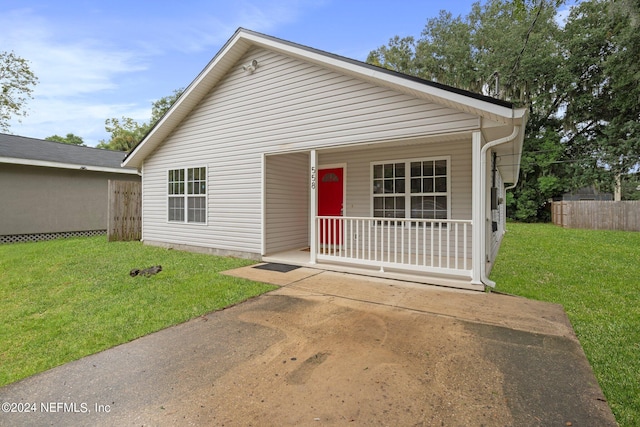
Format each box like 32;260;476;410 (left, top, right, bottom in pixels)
372;157;449;222
372;162;406;219
168;167;207;224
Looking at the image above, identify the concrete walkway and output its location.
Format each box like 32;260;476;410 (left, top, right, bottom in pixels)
0;265;616;426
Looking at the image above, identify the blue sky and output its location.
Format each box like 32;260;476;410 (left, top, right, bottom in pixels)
1;0;574;147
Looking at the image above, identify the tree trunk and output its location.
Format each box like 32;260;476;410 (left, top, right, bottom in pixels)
614;173;622;201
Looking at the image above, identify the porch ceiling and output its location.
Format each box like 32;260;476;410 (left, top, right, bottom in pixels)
292;131;475;156
267;126;521;186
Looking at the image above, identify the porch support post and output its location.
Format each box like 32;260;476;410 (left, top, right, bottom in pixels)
309;149;317;264
471;131;483;285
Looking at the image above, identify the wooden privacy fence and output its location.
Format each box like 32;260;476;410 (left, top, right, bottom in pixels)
108;180;142;241
552;201;640;231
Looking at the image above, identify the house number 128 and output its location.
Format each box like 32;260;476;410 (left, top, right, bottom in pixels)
310;166;316;190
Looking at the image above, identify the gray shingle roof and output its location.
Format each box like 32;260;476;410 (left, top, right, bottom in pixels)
0;133;134;171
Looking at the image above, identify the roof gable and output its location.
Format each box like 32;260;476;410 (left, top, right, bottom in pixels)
124;28;527;168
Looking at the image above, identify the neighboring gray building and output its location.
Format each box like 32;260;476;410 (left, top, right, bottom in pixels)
555;186;614;201
0;133;140;243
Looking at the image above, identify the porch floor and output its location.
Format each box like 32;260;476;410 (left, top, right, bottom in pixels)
262;248;482;291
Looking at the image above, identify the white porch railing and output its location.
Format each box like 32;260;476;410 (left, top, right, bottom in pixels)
315;216;473;277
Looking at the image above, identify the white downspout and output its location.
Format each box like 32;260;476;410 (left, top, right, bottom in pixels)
504;162;521;192
505;181;518;192
479;125;520;288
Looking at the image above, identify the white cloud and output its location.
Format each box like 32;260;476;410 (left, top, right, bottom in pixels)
554;2;576;28
12;98;151;146
145;0;321;54
31;44;147;97
0;1;323;145
0;8;151;145
0;9;148;97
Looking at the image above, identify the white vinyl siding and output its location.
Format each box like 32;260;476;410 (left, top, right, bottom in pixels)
142;46;477;255
264;152;309;254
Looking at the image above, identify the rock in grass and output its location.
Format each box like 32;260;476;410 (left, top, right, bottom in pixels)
130;265;162;277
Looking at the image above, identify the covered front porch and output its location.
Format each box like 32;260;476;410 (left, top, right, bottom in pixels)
261;132;496;291
263;219;477;290
312;217;472;275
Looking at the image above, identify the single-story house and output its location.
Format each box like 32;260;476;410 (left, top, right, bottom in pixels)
123;28;528;290
0;133;140;243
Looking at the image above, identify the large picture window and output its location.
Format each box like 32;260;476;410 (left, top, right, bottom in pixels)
372;157;449;221
168;167;207;223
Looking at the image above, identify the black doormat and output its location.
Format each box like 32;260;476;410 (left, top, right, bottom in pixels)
253;263;301;273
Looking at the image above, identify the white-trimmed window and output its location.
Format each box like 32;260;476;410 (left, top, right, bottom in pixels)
372;157;449;221
168;167;207;223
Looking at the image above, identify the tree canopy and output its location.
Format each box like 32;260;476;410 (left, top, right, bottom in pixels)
0;51;38;132
367;0;640;220
97;88;184;152
45;133;85;146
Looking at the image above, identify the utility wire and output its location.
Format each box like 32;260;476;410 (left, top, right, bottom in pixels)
508;0;544;85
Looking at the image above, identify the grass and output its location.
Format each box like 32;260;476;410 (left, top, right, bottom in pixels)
490;222;640;427
0;236;276;387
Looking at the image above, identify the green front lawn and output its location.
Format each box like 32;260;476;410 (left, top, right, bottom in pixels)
0;237;276;387
491;222;640;427
3;226;638;425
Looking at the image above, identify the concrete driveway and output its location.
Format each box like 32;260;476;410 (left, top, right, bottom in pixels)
0;266;616;426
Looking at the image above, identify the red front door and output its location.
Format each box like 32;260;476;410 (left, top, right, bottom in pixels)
318;167;344;245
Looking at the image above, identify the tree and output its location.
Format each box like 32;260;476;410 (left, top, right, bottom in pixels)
368;0;640;219
416;10;479;91
45;133;85;146
0;51;38;132
97;88;184;152
366;36;419;75
96;117;149;152
368;0;571;221
562;0;640;200
601;0;640;199
150;88;183;125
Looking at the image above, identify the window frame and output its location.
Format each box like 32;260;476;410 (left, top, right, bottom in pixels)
167;166;208;225
370;156;451;223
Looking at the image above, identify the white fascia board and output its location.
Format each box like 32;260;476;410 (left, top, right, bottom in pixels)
368;69;517;120
0;156;140;175
123;31;249;169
